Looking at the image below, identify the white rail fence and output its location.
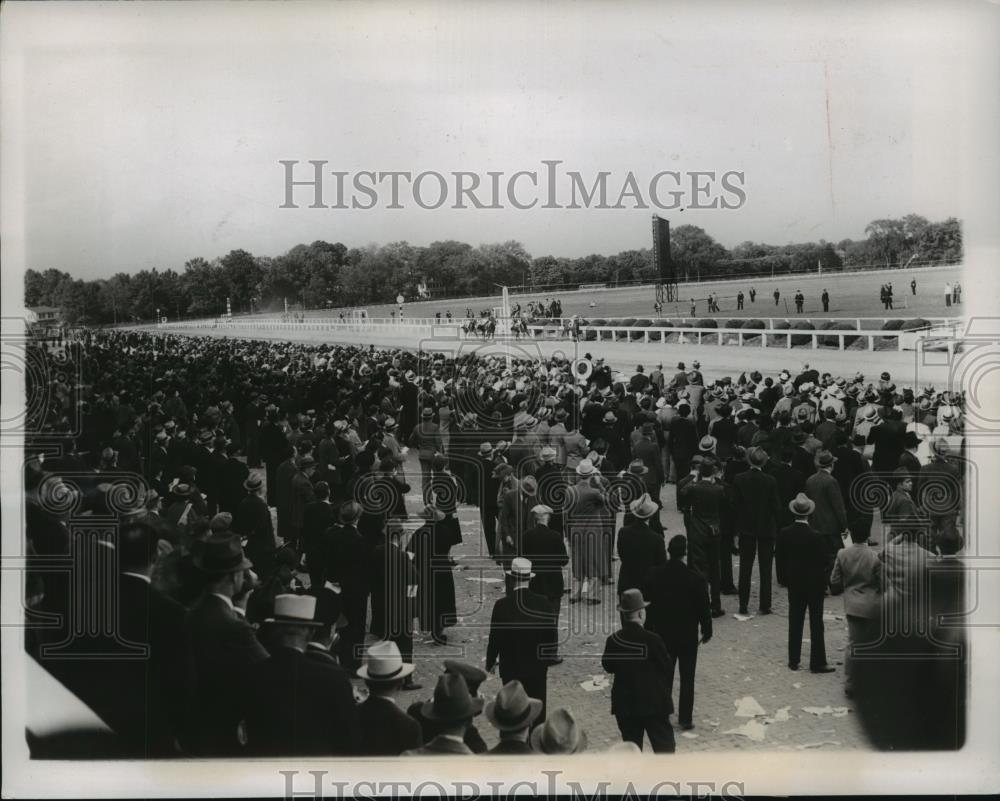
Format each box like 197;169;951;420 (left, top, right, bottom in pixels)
149;316;962;353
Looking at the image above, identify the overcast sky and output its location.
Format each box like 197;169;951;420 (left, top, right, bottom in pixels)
2;1;989;279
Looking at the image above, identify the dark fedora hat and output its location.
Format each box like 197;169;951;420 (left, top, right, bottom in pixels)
618;588;650;613
485;680;543;732
193;533;253;574
421;673;484;722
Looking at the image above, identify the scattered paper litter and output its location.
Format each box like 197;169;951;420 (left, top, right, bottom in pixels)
723;719;767;742
464;576;503;584
681;731;700;739
792;682;803;689
764;706;791;724
802;706;849;717
734;696;767;718
733;613;754;622
743;676;752;682
703;719;720;727
797;741;841;750
579;675;610;692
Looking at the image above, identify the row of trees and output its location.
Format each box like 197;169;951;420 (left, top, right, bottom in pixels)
25;214;961;325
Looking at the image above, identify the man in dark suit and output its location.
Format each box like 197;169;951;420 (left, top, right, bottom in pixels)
356;640;423;755
486;558;559;722
484;680;543;754
766;447;806;533
642;535;712;731
285;454;317;547
474;443;501;557
805;450;849;585
868;407;907;473
601;589;675;752
326;500;370;671
233;473;274;573
776;494;836;673
302;480;336;587
242;594;358;755
669;404;699;481
407;660;489;753
678;460;727;616
521;505;568;646
274;444;299;540
402;673;484;756
370;521;422;690
219;442;249;514
616;494;666;596
185;534;268;756
54;519;196;756
732;447;782;615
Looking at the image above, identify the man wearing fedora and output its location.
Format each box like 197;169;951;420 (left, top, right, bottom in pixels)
302;480;336;586
286;454;317;548
233;473;274;580
370;521;422;690
486;557;559;723
499;473;537;566
776;494;836;673
616;494;666;597
668;403;698;482
356;640;423;756
242;594;358;756
185;533;268;755
805;449;849;585
485;680;543;754
678;460;727;618
532;446;566;535
407;660;489;753
601;589;676;752
732;447;782;615
402;673;484;755
325;500;369;671
643;535;712;731
472;442;500;557
409;406;442;490
522;504;569;615
409;504;460;645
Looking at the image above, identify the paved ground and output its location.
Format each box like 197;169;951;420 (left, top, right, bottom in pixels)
269;451;874;754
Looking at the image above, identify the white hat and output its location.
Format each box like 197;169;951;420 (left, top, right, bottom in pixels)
507;557;535;580
264;594;322;627
356;640;415;681
576;459;598;476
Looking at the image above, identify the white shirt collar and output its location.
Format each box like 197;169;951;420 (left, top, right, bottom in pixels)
122;571;151;584
211;592;235;612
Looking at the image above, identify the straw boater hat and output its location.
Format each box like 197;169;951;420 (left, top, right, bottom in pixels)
575;459;598;477
356;639;415;681
243;474;264;492
479;442;494;455
264;593;323;628
530;504;554;517
485;680;543;732
698;435;717;453
540;446;557;462
789;493;816;517
520;476;538;496
506;557;535;580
